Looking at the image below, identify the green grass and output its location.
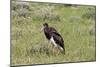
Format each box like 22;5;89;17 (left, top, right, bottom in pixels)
11;1;96;66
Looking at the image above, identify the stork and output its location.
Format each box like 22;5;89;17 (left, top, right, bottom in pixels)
42;23;65;54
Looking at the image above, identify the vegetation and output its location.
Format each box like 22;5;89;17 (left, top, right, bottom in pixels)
11;1;96;66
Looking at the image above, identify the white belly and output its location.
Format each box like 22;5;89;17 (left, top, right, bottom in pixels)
50;37;58;47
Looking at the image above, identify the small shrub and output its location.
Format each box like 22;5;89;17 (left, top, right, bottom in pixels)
12;1;31;18
17;8;31;18
82;7;95;20
33;7;61;21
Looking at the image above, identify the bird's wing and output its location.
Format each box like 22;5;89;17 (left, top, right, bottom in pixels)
49;27;57;33
52;32;64;48
53;32;64;42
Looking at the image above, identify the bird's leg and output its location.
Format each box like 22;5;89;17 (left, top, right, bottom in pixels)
46;40;50;48
56;47;60;55
53;47;55;55
53;47;60;56
47;41;49;48
49;40;53;49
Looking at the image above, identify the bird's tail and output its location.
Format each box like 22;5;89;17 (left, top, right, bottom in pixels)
59;45;65;54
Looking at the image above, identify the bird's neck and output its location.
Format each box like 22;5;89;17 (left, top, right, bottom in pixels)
44;26;50;32
44;26;49;29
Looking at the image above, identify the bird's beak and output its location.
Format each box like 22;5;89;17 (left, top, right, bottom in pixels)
40;26;44;32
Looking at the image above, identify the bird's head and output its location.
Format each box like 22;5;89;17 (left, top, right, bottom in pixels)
43;23;48;28
41;23;48;32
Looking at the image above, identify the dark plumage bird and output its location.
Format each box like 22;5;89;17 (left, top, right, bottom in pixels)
42;23;65;54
